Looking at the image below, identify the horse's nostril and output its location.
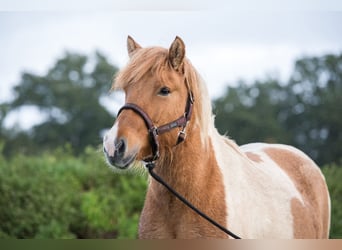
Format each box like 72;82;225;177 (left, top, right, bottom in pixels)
115;139;126;157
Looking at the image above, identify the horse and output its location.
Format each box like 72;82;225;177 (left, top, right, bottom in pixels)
103;36;331;239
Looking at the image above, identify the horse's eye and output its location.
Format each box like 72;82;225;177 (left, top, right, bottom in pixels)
158;87;171;96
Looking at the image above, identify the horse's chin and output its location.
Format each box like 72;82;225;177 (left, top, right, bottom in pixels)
106;153;137;172
107;162;133;173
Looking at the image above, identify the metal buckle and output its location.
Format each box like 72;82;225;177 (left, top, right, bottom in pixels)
176;129;186;145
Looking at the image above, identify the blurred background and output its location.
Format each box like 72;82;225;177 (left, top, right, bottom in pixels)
0;0;341;238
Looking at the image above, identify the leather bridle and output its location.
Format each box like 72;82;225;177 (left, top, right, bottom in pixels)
117;91;194;163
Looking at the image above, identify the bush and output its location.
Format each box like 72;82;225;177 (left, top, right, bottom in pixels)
0;144;341;238
0;145;147;238
322;165;342;238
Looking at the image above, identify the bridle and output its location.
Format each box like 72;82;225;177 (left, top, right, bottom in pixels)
117;91;194;163
116;84;241;239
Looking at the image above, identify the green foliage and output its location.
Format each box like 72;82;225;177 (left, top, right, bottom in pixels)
322;165;342;238
285;54;342;165
2;51;118;156
0;146;147;238
214;53;342;165
214;79;291;144
0;146;341;238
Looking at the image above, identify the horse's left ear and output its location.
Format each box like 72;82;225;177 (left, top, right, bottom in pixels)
169;36;185;72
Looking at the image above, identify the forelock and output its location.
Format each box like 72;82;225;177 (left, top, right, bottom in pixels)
113;47;169;90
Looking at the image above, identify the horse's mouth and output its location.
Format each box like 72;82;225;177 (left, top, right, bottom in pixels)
104;149;137;170
117;154;136;169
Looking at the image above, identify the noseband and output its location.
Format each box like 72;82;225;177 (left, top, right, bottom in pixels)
117;91;194;163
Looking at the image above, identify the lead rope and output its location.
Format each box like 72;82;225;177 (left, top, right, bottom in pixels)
145;162;241;239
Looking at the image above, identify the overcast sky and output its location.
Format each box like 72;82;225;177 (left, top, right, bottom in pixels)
1;1;342;129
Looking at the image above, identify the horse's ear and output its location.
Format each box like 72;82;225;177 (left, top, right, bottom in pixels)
169;36;185;72
127;35;142;58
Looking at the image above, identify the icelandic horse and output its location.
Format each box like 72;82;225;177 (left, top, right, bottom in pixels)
103;36;331;239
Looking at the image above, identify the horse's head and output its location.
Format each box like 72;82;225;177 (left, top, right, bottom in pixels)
103;36;197;170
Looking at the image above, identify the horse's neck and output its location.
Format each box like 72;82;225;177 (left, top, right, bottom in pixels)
154;134;209;192
150;127;234;206
142;127;236;238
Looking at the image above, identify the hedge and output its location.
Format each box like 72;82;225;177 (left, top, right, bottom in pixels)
0;145;147;238
0;145;341;238
322;165;342;238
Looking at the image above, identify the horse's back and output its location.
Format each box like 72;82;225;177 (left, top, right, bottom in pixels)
240;143;330;238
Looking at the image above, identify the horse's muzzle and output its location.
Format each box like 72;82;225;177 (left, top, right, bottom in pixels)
103;138;136;169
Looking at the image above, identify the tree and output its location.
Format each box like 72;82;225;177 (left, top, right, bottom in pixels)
2;51;118;155
213;53;342;165
283;53;342;165
214;78;290;145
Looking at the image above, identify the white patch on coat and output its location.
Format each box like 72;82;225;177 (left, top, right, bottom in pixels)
209;135;304;238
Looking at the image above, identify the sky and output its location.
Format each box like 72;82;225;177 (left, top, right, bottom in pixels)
1;0;342;129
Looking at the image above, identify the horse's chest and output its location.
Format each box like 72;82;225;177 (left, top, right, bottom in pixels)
138;202;194;238
138;197;227;239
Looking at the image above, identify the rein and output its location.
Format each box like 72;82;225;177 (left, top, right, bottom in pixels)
146;163;241;239
117;89;241;239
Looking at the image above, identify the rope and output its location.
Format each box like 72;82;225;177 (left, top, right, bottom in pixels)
146;162;241;239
